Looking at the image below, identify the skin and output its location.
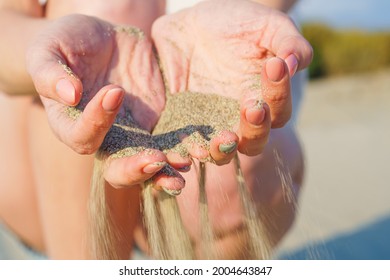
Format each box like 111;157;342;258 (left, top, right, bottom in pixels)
136;0;310;258
0;0;169;259
0;0;46;255
153;0;311;154
28;0;170;259
0;0;312;259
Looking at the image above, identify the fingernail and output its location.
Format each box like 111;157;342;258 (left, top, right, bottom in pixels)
143;161;167;174
219;142;237;154
162;187;182;196
246;100;265;125
265;57;285;82
285;54;298;77
102;88;124;111
177;165;191;172
56;79;76;105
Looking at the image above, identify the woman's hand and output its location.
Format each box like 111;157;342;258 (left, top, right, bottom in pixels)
26;14;186;190
152;0;312;161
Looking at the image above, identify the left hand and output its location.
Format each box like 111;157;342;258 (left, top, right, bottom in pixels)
152;0;312;161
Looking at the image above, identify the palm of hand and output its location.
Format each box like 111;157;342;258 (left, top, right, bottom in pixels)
42;15;165;132
153;0;277;102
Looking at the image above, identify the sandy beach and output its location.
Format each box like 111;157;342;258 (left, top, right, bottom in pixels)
276;69;390;259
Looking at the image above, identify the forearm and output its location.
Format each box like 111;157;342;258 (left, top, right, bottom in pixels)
0;7;47;95
249;0;297;12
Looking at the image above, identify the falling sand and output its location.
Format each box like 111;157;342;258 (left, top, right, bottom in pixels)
69;90;273;260
61;29;274;258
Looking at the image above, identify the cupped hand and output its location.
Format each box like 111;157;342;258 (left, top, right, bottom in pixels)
152;0;312;161
26;14;185;190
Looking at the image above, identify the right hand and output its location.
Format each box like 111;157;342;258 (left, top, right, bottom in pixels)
26;14;185;190
152;0;312;162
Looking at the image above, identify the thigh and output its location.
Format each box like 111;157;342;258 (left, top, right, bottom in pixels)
0;93;44;254
28;99;94;258
176;126;304;258
28;100;141;259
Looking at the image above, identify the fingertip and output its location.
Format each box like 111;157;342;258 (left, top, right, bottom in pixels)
285;54;299;77
105;150;169;188
166;152;192;172
238;100;271;156
181;136;210;161
244;99;266;126
218;142;237;154
153;166;186;195
260;58;292;127
55;61;83;105
102;87;125;112
56;78;78;105
162;187;182;196
210;131;239;165
265;57;286;82
142;161;167;174
190;145;210;162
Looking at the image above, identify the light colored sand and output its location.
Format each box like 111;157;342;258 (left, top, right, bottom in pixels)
276;69;390;256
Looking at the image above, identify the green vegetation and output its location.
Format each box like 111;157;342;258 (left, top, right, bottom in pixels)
301;23;390;79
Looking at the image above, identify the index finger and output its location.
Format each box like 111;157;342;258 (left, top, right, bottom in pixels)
267;14;313;76
26;43;83;106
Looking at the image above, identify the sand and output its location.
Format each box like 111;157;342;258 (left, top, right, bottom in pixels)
76;87;244;259
153;92;240;158
83;91;241;164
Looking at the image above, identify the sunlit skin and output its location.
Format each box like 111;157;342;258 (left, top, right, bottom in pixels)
0;0;311;259
136;0;310;258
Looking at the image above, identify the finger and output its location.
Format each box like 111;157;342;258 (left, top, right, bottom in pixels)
104;149;168;188
27;46;84;106
237;99;271;156
186;143;210;162
269;17;313;76
166;152;192;172
179;133;210;162
152;165;186;196
68;85;124;154
209;130;239;165
261;57;292;128
41;84;124;154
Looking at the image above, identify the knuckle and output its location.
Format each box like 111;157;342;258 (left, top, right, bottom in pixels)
238;134;269;156
243;129;269;142
238;144;263;156
263;88;290;103
271;114;290;128
72;141;97;155
88;117;111;132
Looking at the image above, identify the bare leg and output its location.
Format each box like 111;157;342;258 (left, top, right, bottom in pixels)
0;94;44;253
175;126;303;259
28;101;140;259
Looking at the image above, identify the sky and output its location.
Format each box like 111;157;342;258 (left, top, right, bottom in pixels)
295;0;390;31
168;0;390;31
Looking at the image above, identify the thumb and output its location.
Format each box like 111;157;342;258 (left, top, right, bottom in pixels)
274;35;313;77
41;84;124;155
261;57;292;128
67;85;125;154
268;17;313;76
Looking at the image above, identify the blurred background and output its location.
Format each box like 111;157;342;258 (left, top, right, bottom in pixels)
168;0;390;259
277;0;390;259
